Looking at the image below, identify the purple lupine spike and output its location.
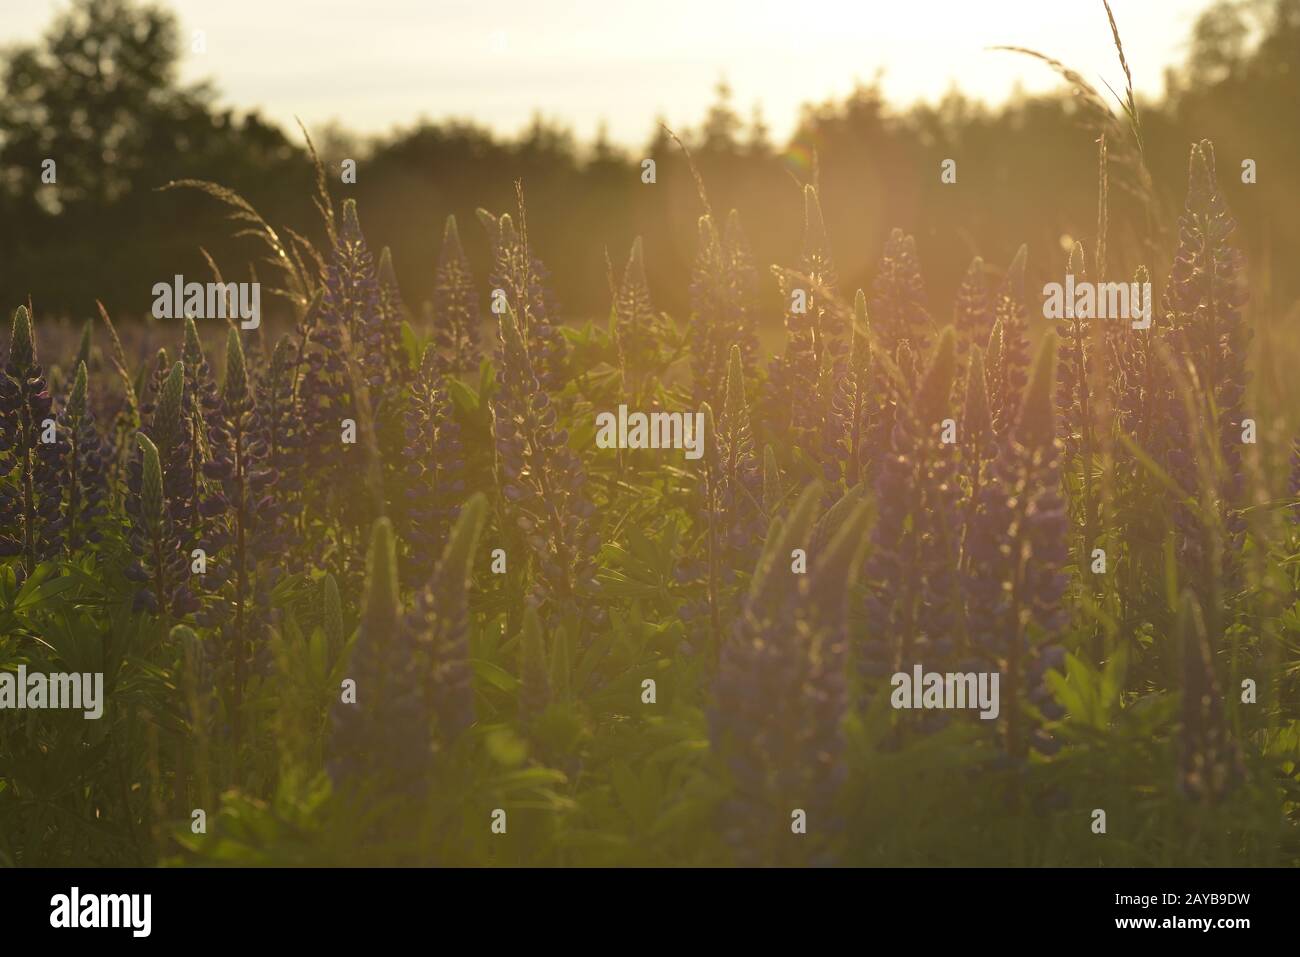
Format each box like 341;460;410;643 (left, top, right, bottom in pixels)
869;228;933;360
254;335;305;496
56;362;110;548
135;353;223;623
1108;265;1156;447
987;244;1031;435
712;484;865;864
964;334;1068;758
126;431;197;620
861;328;962;688
330;498;488;793
766;187;839;441
721;210;760;367
431;214;481;375
328;518;431;793
477;196;568;390
688;214;729;409
204;328;289;749
953;256;994;364
421;494;486;740
826;290;878;488
714;344;763;557
612;236;656;406
401;343;466;583
1161;140;1251;580
490;299;599;627
1056;241;1094;462
690;210;759;410
295;205;388;583
0;305;74;574
373;246;411;390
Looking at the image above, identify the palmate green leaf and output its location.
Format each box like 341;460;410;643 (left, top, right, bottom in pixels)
446;376;479;417
593;569;662;600
14;566;75;611
1047;646;1128;732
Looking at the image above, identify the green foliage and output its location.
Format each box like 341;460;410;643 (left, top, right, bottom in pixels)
1;13;1298;864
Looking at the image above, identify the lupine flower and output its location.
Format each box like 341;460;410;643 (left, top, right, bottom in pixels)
713;344;763;556
372;246;411;392
298;204;380;571
1056;242;1102;570
814;346;844;500
430;215;481;375
1161;140;1251;582
679;357;765;651
958;345;994;572
477;200;568;390
826;290;881;489
986;245;1031;434
137;347;172;427
869;228;933;359
767;186;839;439
0;308;73;574
414;494;487;740
953;256;994;366
173;623;217;778
126;432;198;618
0;305;68;574
1164;141;1250;469
722;210;760;367
256;335;305;495
861;328;963;681
711;482;867;864
322;201;389;373
329;496;488;790
328;517;430;791
677;402;722;647
1108;265;1156;448
689;211;758;408
95;304;143;495
964;334;1069;757
130;360;209;618
180;333;230;546
490;302;599;626
402;343;466;582
895;339;918;391
56;362;109;547
203;328;288;747
612;237;657;406
1056;241;1096;463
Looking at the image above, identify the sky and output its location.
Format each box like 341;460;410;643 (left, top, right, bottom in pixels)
6;0;1215;146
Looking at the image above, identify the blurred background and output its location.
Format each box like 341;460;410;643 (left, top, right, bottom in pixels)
1;0;1297;335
